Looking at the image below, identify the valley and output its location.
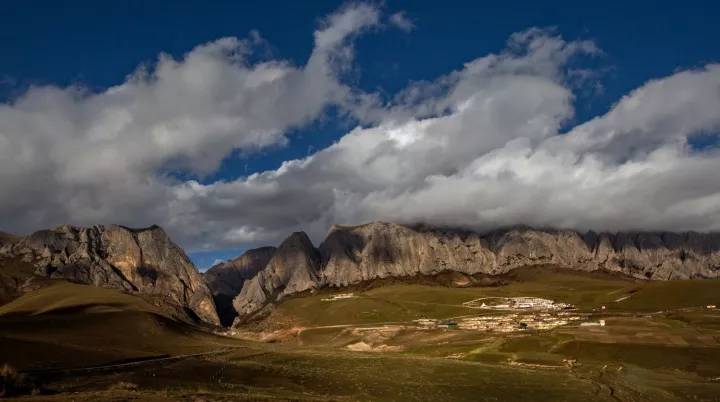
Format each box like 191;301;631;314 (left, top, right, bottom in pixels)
2;266;720;401
3;3;719;400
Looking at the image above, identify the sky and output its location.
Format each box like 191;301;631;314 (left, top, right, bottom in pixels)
1;1;719;269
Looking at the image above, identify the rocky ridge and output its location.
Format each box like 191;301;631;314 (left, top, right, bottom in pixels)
230;222;720;323
204;247;276;298
4;221;720;328
232;232;320;324
204;246;276;326
0;224;219;325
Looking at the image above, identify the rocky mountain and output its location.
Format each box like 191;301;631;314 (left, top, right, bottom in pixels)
0;224;219;325
228;222;720;323
0;230;33;305
5;221;719;328
204;246;275;326
205;247;276;298
232;232;320;324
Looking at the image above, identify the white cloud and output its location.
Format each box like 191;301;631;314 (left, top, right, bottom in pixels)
1;3;719;252
0;3;381;242
164;29;720;247
389;12;414;32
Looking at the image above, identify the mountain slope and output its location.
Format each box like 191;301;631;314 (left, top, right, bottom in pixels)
321;222;720;282
204;247;276;297
0;230;19;246
0;224;219;325
204;246;275;326
0;257;35;305
232;232;320;323
0;280;237;371
229;222;720;322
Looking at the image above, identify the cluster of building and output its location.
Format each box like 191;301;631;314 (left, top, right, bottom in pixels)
321;292;356;302
580;319;606;327
414;318;451;329
464;297;573;311
413;311;583;333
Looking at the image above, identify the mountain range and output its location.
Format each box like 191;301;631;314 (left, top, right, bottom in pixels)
2;221;720;327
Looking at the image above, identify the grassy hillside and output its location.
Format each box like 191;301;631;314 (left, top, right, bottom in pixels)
0;257;36;305
0;281;241;371
0;281;158;316
0;276;620;401
262;266;720;399
3;266;720;401
271;267;720;328
606;279;720;311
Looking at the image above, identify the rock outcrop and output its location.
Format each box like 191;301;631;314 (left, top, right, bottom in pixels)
321;223;720;282
204;246;275;326
11;221;717;327
319;222;497;286
230;222;720;322
0;224;219;325
205;247;276;298
231;232;320;324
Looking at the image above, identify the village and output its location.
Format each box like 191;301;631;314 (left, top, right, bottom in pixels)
413;296;585;333
413;311;584;333
463;296;573;311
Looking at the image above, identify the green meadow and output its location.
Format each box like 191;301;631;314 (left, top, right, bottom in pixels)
2;267;720;401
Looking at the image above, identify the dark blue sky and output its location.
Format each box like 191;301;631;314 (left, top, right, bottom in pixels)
2;1;718;176
2;0;718;268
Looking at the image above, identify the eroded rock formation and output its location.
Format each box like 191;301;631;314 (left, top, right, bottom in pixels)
229;222;720;322
0;224;219;325
204;246;275;326
232;232;320;324
5;221;719;327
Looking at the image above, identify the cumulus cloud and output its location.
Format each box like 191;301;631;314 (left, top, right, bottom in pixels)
1;3;720;252
166;30;720;248
0;3;382;240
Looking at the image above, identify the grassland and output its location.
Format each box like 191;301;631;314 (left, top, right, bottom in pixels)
263;267;720;400
0;257;35;305
0;281;244;371
2;267;720;401
272;266;718;326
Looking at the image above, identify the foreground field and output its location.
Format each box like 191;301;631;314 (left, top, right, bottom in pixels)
2;267;720;401
0;281;242;371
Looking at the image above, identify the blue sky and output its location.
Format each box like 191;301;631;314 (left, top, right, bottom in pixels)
3;1;717;117
1;1;719;270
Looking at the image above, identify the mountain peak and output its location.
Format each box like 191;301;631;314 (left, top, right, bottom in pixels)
205;246;276;326
231;231;320;323
1;224;219;325
224;222;720;325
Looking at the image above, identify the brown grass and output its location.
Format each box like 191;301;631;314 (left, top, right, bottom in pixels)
0;363;34;397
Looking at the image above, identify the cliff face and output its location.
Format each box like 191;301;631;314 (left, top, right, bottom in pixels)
319;222;497;286
0;224;220;325
229;222;720;322
322;223;720;282
204;246;275;326
231;232;319;323
205;247;276;298
12;222;715;327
